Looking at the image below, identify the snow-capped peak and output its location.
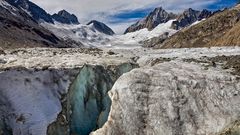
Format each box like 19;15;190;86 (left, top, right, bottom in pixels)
52;10;80;25
87;20;115;35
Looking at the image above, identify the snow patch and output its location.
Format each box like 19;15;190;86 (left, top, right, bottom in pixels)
108;20;177;48
41;22;112;47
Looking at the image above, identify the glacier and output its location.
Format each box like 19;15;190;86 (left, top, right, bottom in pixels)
0;47;240;135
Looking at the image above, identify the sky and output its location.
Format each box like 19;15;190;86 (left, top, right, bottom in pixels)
31;0;237;34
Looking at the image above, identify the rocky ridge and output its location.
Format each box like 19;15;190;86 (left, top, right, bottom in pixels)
124;7;212;34
6;0;54;23
153;5;240;48
124;7;176;34
171;8;212;30
0;0;116;48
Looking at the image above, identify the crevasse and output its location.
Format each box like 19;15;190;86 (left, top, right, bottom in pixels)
47;63;138;135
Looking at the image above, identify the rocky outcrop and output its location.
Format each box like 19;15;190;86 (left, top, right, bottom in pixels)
154;6;240;49
92;62;240;135
219;120;240;135
198;9;212;20
124;7;176;34
52;10;80;24
0;48;5;55
171;8;212;30
87;20;115;35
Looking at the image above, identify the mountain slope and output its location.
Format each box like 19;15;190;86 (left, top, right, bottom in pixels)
154;5;240;49
124;7;176;34
2;0;115;48
0;0;64;48
6;0;54;23
209;21;240;46
41;22;113;47
124;7;213;48
110;20;177;48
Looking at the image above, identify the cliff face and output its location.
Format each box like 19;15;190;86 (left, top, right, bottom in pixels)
92;62;240;135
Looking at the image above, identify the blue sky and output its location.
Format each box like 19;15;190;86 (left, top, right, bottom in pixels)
32;0;237;33
207;0;236;10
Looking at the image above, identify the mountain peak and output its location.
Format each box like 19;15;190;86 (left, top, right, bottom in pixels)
52;9;80;24
171;8;212;30
153;7;163;12
124;7;176;34
87;20;115;35
6;0;54;23
57;10;71;16
186;8;194;11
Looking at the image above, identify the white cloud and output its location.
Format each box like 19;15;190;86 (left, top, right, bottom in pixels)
30;0;219;33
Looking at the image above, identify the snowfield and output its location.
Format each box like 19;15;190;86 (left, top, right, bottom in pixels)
108;20;177;48
41;22;112;47
41;20;177;48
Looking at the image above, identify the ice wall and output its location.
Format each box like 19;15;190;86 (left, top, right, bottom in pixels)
92;62;240;135
0;69;79;135
47;63;138;135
